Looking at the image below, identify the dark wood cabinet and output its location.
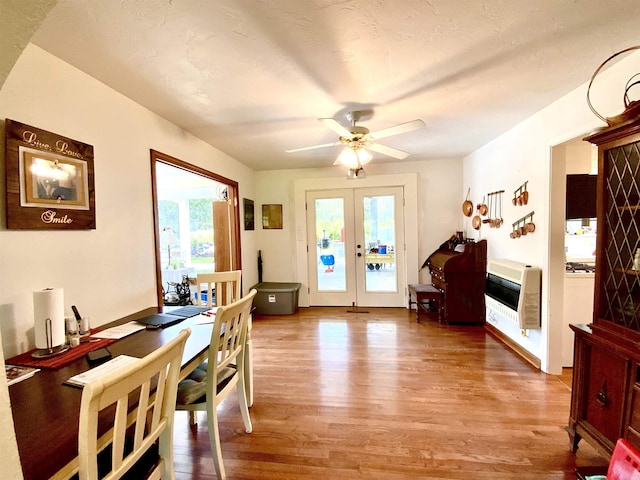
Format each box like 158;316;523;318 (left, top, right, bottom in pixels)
568;114;640;457
425;239;487;324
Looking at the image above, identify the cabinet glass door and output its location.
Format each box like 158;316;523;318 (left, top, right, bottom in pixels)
600;141;640;331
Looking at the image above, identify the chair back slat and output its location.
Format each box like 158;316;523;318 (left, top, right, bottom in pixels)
111;396;128;472
133;381;151;449
150;367;168;430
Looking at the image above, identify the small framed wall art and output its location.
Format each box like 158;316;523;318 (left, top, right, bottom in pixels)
243;198;255;230
4;119;96;229
262;204;283;229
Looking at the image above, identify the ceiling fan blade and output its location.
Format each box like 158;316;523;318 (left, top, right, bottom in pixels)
369;119;425;140
368;142;410;160
319;118;352;136
285;141;341;153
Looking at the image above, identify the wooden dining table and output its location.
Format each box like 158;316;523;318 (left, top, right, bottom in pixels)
8;307;213;480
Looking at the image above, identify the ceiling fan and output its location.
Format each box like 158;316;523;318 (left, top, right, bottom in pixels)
286;111;426;166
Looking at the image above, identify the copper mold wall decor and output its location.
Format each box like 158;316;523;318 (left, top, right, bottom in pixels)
4;119;96;230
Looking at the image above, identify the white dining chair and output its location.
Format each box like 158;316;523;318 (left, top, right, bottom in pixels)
194;270;254;407
176;290;256;480
77;328;191;480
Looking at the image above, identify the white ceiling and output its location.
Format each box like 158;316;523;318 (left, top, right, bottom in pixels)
28;0;640;171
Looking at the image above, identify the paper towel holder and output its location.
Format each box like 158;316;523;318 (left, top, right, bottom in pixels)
31;317;69;359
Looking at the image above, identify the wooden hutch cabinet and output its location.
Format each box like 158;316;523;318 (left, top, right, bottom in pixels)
568;114;640;457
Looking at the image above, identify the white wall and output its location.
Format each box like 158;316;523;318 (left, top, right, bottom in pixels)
463;50;640;373
255;158;463;305
565;142;596;174
0;44;256;358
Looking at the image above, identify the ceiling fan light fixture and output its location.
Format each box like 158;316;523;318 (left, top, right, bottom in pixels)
287;111;425;164
337;146;359;168
337;145;372;168
357;147;372;165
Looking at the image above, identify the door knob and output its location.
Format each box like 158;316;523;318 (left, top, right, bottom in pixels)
357;244;362;249
357;253;362;257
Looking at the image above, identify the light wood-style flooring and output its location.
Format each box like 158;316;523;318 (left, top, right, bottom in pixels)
173;307;607;479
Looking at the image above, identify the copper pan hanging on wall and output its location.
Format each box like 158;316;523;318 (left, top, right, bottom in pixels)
472;214;482;230
521;182;529;205
462;187;473;217
478;196;488;216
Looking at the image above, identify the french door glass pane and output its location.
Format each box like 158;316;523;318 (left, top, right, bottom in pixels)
363;195;397;292
315;198;346;291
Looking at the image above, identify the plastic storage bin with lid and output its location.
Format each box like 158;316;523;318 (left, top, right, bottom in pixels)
251;282;301;315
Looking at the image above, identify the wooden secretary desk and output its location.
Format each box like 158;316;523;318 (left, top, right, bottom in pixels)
568;111;640;457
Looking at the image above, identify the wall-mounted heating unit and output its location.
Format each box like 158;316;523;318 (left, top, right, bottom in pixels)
485;259;542;329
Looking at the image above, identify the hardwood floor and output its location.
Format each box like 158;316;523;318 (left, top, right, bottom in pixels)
173;307;607;479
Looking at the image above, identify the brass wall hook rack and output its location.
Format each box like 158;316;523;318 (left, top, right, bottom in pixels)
510;211;535;239
514;211;535;224
486;190;505;228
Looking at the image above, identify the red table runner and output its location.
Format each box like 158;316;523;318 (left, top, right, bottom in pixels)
6;330;116;369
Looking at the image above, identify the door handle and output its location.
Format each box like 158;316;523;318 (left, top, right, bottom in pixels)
596;380;608;407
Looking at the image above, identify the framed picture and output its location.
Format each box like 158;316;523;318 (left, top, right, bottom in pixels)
262;204;283;229
20;148;90;209
5;119;95;229
243;198;255;230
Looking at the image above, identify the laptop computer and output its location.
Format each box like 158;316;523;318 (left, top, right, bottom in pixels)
164;305;209;318
135;313;187;329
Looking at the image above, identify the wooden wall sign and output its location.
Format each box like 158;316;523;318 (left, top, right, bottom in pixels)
4;119;96;229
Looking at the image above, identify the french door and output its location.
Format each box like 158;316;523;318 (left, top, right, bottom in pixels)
306;187;405;307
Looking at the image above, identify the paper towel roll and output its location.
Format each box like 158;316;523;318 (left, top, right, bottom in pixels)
33;288;65;350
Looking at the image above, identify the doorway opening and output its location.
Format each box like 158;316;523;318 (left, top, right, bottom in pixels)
150;150;241;306
549;137;597;370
